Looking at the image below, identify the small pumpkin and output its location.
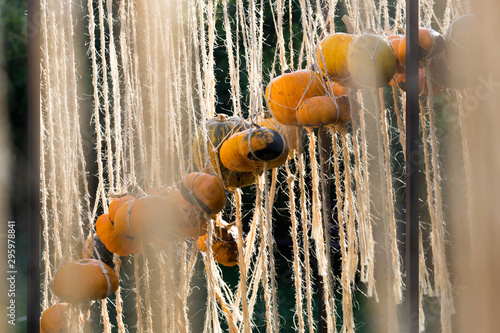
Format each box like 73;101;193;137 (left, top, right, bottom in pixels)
265;69;327;125
167;190;207;238
316;33;355;86
197;221;239;267
297;95;351;127
52;259;119;303
81;233;116;268
180;172;226;215
108;195;135;222
394;68;443;96
347;34;397;87
96;213;140;256
193;114;262;190
257;116;298;151
220;127;288;172
113;195;170;239
40;303;69;333
390;28;445;73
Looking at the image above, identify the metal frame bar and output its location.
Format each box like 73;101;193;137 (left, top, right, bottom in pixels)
406;0;420;332
28;0;41;330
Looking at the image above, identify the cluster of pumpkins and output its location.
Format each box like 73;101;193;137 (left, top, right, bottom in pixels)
40;124;292;331
265;14;476;131
40;15;475;332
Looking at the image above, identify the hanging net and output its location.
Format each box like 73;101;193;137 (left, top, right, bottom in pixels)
40;0;473;332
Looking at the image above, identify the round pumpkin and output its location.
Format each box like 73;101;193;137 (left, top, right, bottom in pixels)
180;172;226;214
40;303;69;333
108;195;135;222
297;95;351;127
316;33;355;86
113;195;170;239
444;14;476;78
395;68;443;96
197;221;239;267
52;259;119;303
193;114;261;190
265;69;327;125
220;127;288;172
258;116;299;151
95;213;140;256
347;34;397;87
167;190;207;238
81;233;116;268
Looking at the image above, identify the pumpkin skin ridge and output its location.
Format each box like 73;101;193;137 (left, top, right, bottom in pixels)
52;259;119;303
258;117;298;151
108;195;135;222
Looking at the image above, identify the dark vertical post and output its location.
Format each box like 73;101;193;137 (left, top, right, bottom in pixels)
28;0;41;331
406;0;420;332
318;127;331;333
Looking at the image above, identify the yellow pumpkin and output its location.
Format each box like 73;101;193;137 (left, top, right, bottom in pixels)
193;114;262;190
347;34;397;87
180;172;226;214
52;259;119;303
265;69;327;125
40;303;69;333
219;127;288;172
297;95;351;127
316;33;355;86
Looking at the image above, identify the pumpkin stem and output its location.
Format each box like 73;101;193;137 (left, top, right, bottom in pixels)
342;15;355;34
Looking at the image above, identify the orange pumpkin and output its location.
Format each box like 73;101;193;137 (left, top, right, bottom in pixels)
257;116;298;151
316;33;355;86
220;127;288;172
167;190;207;238
113;195;170;239
197;221;238;267
180;172;226;214
108;195;135;222
52;259;119;303
297;95;351;127
394;68;443;96
95;213;140;256
327;81;348;96
193;114;261;190
81;233;117;268
265;69;327;125
390;27;445;73
347;34;397;87
40;303;69;333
